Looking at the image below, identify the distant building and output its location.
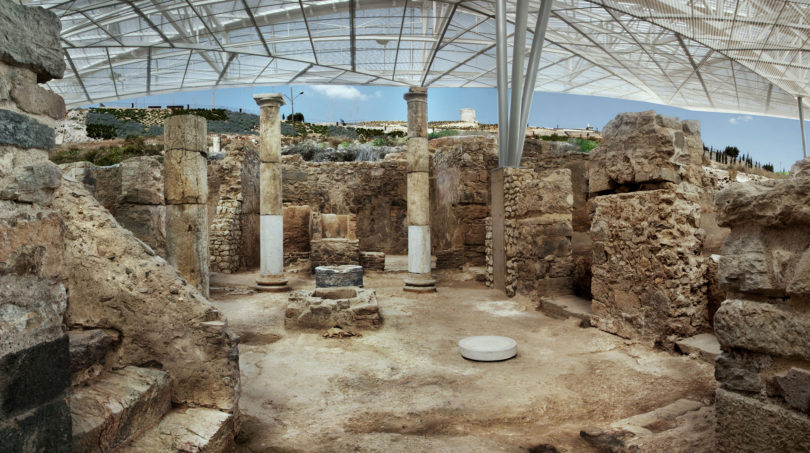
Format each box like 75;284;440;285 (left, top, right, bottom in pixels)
460;108;476;123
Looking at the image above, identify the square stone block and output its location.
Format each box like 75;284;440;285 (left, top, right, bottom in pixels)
164;115;207;153
164;149;207;204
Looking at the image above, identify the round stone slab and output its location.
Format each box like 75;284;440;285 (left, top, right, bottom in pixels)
458;336;517;362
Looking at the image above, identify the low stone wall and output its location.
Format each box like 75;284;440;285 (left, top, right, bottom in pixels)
0;3;71;449
485;168;574;297
713;165;810;451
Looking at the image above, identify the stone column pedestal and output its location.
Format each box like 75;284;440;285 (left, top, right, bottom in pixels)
403;87;436;293
164;115;209;297
254;93;289;292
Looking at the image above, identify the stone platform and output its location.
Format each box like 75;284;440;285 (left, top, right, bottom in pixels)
315;265;363;288
285;287;381;330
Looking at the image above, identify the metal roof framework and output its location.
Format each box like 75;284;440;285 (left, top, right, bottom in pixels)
23;0;810;122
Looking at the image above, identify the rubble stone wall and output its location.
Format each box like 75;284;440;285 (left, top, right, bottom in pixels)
207;140;260;273
485;168;574;297
713;166;810;451
590;189;709;345
430;136;498;268
588;111;711;347
0;3;71;450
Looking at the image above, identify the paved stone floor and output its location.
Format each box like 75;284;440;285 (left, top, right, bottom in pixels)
210;264;716;452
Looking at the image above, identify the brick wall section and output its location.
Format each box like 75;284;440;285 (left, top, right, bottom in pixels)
0;3;72;451
712;167;810;451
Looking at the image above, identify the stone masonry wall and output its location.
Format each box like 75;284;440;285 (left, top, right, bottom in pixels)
207;139;260;273
0;3;72;451
486;168;574;297
61;156;166;257
282;154;408;254
590;189;709;345
430;135;498;269
588;111;710;348
712;164;810;451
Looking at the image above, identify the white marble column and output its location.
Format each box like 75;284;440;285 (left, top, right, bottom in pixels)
403;87;436;292
253;93;289;292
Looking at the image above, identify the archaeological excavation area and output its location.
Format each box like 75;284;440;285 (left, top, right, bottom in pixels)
3;1;810;452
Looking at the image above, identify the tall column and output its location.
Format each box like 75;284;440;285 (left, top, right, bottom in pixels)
253;93;290;292
403;87;437;292
164;115;209;297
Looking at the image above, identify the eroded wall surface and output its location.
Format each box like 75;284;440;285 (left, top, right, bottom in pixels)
713;162;810;451
0;3;71;450
61;156;166;256
282;154;408;254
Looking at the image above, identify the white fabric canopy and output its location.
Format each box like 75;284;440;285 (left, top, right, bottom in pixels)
24;0;810;118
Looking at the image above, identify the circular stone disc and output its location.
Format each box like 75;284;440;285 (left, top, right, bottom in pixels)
458;336;517;362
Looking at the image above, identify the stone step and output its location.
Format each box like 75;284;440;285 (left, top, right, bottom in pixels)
69;366;171;453
580;399;715;452
675;333;721;364
537;295;592;327
120;408;235;453
68;329;118;384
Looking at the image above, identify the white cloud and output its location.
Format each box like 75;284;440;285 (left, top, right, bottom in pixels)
311;85;367;101
374;90;382;98
729;115;753;124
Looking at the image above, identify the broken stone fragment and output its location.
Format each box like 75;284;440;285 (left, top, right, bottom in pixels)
715;177;810;228
1;161;62;204
714;299;810;361
714;349;772;393
0;1;65;82
772;367;810;415
67;329;117;373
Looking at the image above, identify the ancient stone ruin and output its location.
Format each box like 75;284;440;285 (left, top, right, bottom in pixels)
3;2;810;451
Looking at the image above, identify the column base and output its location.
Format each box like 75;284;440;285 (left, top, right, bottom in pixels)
403;273;437;293
255;274;290;292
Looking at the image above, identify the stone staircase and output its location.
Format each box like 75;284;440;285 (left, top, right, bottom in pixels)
67;329;235;452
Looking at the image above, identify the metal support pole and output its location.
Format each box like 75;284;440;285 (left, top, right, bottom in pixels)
800;96;807;158
495;0;508;167
506;0;529;167
516;0;552;163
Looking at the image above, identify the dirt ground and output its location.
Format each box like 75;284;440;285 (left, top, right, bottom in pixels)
209;265;716;453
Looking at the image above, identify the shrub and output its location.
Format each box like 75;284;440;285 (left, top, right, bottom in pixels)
572;138;599;153
763;164;774;172
427;129;459;140
540;133;569;142
86;123;116;140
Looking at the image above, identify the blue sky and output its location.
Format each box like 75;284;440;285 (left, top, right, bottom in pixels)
97;85;805;172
